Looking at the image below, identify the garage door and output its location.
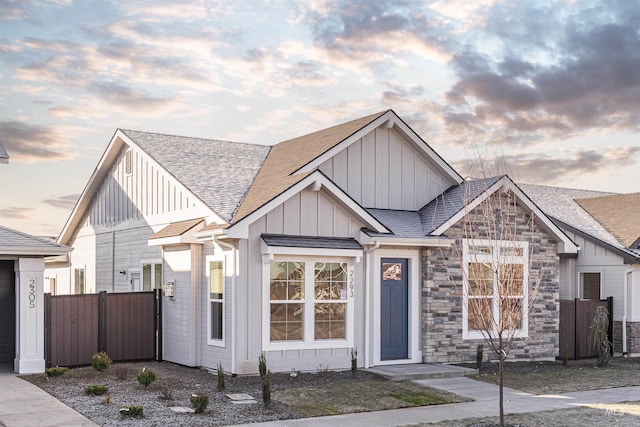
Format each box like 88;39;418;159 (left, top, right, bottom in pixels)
0;261;15;363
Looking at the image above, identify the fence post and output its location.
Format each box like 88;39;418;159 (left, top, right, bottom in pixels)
155;288;163;362
574;298;579;359
607;296;614;349
98;291;107;353
44;293;51;368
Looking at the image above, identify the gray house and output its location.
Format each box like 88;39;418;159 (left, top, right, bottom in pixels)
522;185;640;355
46;110;578;374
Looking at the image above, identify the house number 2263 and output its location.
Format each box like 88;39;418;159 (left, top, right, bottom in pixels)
28;278;36;308
348;268;355;298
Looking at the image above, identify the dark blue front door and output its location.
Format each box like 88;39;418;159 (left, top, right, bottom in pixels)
380;258;408;360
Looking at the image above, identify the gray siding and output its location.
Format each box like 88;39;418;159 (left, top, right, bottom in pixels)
319;127;450;210
235;188;367;374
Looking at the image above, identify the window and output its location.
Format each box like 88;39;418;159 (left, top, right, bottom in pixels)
142;263;162;291
49;277;57;295
209;260;224;343
266;259;353;349
463;239;528;339
580;272;601;300
74;268;85;294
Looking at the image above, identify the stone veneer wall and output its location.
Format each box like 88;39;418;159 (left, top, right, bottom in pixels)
422;191;560;364
613;321;640;355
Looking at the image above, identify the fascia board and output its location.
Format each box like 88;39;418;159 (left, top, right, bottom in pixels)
432;176;579;255
0;247;70;256
226;172;389;239
431;177;504;236
58;129;125;245
358;230;451;247
58;130;223;245
294;110;463;186
294;111;393;175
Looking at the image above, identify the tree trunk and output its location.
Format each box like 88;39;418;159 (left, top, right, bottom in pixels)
499;341;505;426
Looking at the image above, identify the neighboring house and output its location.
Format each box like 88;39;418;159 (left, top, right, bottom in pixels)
47;110;578;374
0;140;70;374
521;185;640;355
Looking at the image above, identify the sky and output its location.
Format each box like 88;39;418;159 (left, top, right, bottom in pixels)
0;0;639;237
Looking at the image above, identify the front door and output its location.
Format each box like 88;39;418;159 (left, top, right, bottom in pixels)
380;258;408;360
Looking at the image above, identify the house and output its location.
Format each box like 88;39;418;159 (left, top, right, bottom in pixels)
47;110;578;374
0;140;70;374
521;185;640;355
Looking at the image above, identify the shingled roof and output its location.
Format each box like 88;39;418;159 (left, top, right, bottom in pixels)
233;111;388;222
121;130;270;223
577;193;640;249
0;139;8;163
0;225;69;255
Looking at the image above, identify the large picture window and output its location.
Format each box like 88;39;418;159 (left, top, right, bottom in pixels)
209;260;224;343
266;259;353;349
463;239;528;339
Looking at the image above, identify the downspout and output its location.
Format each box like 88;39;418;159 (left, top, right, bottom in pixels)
216;238;237;375
623;266;640;356
364;241;380;368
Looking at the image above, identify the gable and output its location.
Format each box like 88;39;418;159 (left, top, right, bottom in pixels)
319;126;454;210
82;144;212;228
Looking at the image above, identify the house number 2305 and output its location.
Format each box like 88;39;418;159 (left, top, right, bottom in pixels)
348;268;355;298
28;278;36;308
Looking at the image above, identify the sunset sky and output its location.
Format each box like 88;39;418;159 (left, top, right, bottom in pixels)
1;0;639;237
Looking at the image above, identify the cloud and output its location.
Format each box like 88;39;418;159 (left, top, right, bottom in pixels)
0;120;74;161
42;193;79;209
0;207;35;220
454;145;640;184
442;0;640;146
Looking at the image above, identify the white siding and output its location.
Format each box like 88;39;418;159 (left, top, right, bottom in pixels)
235;188;367;374
319;127;451;210
564;231;629;322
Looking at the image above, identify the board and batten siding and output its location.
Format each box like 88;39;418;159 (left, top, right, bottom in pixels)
319;127;451;211
235;188;367;374
87;145;210;227
562;230;629;322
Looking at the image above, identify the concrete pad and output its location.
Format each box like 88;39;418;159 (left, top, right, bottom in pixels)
231;400;258;405
169;406;194;414
367;363;477;381
227;393;255;400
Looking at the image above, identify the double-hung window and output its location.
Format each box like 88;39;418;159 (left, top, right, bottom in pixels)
207;257;225;346
463;239;528;339
266;259;354;350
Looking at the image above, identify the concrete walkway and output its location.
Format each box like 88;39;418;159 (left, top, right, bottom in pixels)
232;376;640;426
0;370;98;427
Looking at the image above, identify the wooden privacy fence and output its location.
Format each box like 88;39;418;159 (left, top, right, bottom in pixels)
44;290;162;368
559;297;613;360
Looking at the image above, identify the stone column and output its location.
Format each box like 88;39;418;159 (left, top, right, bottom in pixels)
14;258;45;374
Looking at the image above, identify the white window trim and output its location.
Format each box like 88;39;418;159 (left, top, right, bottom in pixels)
128;268;141;292
578;269;603;300
206;255;225;347
140;259;162;291
262;255;355;351
462;239;529;340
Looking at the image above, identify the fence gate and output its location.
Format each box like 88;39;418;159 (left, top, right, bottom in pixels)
44;290;162;368
559;297;613;360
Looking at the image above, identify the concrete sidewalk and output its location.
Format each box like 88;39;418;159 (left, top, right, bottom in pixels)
232;377;640;426
0;370;98;427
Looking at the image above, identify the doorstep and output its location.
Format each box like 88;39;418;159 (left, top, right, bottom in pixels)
366;363;477;381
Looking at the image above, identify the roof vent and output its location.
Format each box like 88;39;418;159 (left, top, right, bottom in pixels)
125;149;132;175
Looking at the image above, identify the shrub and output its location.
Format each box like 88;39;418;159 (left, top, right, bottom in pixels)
589;305;612;368
119;405;143;417
351;347;358;375
91;352;112;372
45;366;68;377
85;384;108;395
561;347;569;366
258;352;267;378
158;388;174;401
261;370;271;408
476;344;484;370
190;391;209;414
216;362;225;392
136;368;156;388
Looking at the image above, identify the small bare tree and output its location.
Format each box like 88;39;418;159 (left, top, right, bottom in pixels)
443;159;552;426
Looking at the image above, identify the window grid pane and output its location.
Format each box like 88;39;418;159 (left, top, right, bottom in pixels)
314;262;347;340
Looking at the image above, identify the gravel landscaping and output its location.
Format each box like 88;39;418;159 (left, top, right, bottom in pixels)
21;361;466;426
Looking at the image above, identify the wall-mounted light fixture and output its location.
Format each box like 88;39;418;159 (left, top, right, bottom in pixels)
119;270;127;275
